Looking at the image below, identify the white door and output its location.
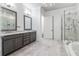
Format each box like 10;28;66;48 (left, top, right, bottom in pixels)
44;16;54;39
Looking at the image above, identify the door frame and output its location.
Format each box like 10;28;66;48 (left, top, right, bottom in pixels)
61;16;63;41
52;16;54;40
43;16;54;40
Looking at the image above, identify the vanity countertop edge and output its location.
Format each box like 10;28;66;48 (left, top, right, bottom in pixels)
0;30;36;37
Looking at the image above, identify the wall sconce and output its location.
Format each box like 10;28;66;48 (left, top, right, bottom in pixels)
5;3;15;7
0;3;15;8
24;7;32;16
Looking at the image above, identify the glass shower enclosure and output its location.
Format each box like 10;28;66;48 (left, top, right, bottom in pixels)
64;6;79;56
64;7;79;42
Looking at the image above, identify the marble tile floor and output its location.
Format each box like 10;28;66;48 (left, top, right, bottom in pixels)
9;39;67;56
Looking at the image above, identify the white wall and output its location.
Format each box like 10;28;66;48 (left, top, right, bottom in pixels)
40;8;45;38
32;7;41;40
45;5;77;41
15;4;25;31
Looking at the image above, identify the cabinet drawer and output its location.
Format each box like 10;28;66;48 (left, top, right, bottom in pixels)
16;34;23;37
2;35;16;40
2;34;23;41
23;38;30;41
24;33;31;36
23;40;30;45
23;36;31;39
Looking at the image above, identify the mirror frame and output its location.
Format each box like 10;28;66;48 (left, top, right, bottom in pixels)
24;15;32;30
1;7;17;31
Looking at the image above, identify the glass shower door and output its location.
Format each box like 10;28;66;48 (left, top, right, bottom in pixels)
64;9;78;42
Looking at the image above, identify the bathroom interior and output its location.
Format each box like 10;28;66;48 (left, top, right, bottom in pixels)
0;3;79;56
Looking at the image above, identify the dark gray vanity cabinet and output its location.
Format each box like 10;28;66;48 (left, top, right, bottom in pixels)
2;31;36;56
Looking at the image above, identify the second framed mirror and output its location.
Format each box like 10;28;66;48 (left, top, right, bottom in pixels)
24;15;32;30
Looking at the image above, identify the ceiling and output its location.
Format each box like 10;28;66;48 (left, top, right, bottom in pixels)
41;3;77;11
23;3;77;11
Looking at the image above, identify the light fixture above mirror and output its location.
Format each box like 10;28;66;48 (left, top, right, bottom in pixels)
0;3;15;8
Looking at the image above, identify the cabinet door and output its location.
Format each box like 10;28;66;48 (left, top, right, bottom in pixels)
23;39;30;45
2;38;15;55
15;37;23;49
31;32;36;42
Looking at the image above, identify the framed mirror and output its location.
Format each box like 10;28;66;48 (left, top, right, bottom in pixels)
24;15;32;30
0;7;17;31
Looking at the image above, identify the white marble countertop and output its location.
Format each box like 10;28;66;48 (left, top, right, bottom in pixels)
0;30;36;37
